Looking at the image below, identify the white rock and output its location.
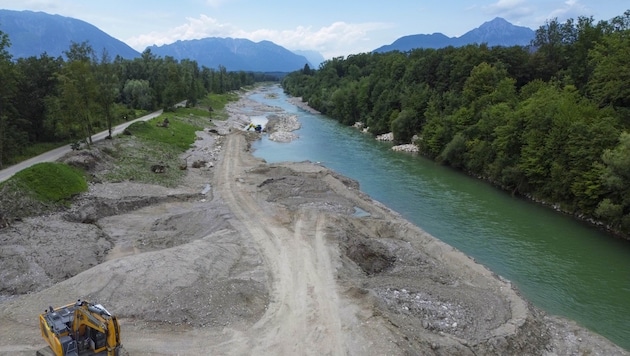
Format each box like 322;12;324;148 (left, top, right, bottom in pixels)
392;144;419;153
376;132;394;141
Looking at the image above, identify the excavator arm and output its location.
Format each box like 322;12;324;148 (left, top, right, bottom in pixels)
72;302;122;356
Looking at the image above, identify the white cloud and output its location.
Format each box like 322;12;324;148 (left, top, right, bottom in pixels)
547;0;590;21
490;0;526;9
125;15;235;50
243;21;389;58
485;0;534;19
126;14;389;58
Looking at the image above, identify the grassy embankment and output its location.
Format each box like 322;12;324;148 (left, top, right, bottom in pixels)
0;92;239;221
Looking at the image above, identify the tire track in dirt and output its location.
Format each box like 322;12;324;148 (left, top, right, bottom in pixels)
215;132;346;355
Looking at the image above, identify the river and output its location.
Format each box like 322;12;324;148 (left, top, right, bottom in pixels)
248;85;630;350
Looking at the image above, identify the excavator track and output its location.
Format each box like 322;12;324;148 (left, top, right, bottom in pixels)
35;347;55;356
36;347;121;356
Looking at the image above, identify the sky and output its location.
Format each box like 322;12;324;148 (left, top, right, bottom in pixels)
0;0;628;59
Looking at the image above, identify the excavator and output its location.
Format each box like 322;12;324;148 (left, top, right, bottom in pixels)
37;300;122;356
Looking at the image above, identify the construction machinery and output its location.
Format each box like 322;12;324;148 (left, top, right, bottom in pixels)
37;300;122;356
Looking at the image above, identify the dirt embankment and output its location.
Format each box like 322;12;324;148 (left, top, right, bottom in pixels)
0;87;627;355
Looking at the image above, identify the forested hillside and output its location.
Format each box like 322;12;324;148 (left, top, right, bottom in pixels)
282;12;630;237
0;33;277;169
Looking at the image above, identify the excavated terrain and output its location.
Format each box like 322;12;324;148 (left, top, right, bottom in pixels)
0;88;627;355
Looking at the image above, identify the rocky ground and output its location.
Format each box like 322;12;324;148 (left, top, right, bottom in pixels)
0;86;627;355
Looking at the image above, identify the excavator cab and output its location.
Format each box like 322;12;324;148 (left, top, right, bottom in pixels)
39;304;79;356
37;300;122;356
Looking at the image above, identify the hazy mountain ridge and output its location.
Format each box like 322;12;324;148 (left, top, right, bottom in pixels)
0;9;314;72
1;10;535;71
374;17;535;53
292;49;326;68
147;37;313;72
0;9;140;59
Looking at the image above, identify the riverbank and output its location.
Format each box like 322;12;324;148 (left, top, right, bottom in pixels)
0;86;627;355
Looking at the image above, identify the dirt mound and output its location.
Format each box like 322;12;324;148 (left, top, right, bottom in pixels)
0;218;111;295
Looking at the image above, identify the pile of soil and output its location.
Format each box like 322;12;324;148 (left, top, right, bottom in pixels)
0;87;627;355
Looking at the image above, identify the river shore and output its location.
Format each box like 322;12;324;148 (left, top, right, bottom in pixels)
0;86;627;355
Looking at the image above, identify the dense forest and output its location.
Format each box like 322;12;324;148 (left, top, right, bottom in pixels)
0;35;277;168
282;11;630;237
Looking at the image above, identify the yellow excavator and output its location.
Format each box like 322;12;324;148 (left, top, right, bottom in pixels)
37;300;122;356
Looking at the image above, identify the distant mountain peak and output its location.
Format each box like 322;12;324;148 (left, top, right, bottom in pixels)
374;17;534;53
485;17;511;25
456;17;534;47
476;17;529;31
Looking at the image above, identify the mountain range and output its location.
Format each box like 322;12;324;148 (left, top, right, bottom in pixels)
147;38;313;72
374;17;535;53
0;9;536;72
0;10;139;59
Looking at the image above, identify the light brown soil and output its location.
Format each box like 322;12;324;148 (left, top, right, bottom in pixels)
0;87;627;355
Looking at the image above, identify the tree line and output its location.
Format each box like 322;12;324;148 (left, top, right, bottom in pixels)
282;11;630;237
0;37;277;168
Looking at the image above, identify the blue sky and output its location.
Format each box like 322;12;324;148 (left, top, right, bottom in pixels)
0;0;627;59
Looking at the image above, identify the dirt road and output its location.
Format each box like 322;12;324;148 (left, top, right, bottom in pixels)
217;133;344;354
0;88;627;355
212;132;404;355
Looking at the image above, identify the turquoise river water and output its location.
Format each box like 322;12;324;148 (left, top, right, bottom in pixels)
249;85;630;350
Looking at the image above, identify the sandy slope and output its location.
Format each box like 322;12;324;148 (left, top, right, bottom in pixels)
0;87;627;355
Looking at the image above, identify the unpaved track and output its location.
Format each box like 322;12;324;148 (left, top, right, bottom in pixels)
214;133;395;355
217;133;344;354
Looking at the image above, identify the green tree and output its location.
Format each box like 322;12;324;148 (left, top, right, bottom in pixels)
462;62;514;114
601;132;630;198
14;54;62;142
567;115;619;212
391;108;418;144
465;102;512;175
564;16;606;91
588;28;630;109
394;83;432;143
530;18;568;80
180;59;204;107
330;82;360;125
514;83;563;195
123;79;152;109
302;63;313;75
439;132;467;168
161;57;184;110
0;29;19;168
598;132;630;232
420;97;457;159
52;42;99;146
489;109;525;191
94;49;119;138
